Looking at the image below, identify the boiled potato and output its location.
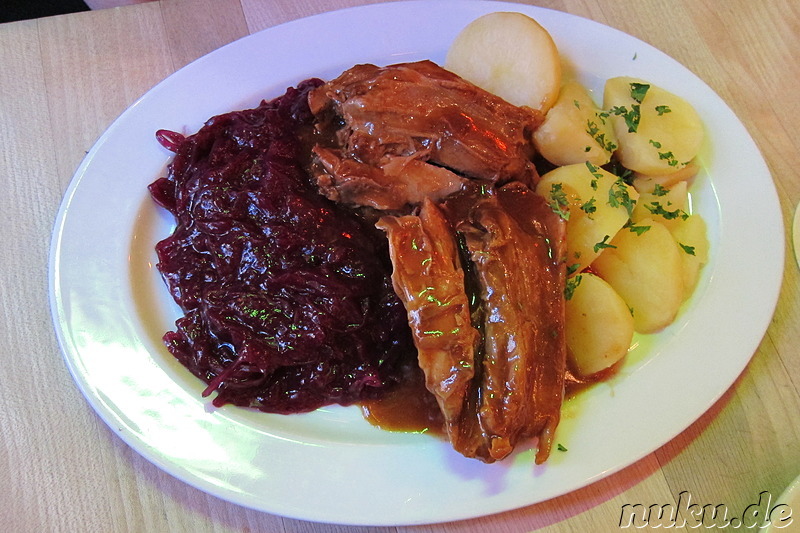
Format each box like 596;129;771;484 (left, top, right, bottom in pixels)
591;218;684;333
603;77;704;175
631;179;689;232
534;81;618;166
668;213;710;296
565;273;634;377
632;161;701;190
445;12;561;112
536;163;639;273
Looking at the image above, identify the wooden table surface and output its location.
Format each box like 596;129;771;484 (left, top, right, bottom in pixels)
2;0;799;531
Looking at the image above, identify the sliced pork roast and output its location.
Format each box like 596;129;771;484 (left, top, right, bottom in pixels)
311;61;567;463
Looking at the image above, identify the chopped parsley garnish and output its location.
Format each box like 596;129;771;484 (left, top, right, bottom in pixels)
566;263;581;276
593;235;617;253
609;104;642;133
586;120;618;152
652;183;669;196
565;275;583;300
625;221;651;235
649;141;682;167
645;201;689;220
657;150;677;165
655;105;672;116
573;99;581;109
584;161;603;190
608;178;636;216
596;133;617;152
580;197;597;216
557;443;568;452
547;183;571;220
630;82;651;103
679;242;696;255
585;161;604;181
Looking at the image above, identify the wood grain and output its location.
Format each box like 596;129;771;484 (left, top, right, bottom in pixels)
160;0;249;69
1;1;797;531
37;3;175;186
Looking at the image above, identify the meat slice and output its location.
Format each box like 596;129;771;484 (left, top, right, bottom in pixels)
309;60;543;211
314;148;464;212
376;198;479;439
458;183;567;464
379;186;567;464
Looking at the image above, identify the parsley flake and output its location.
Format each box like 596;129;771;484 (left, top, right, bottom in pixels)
565;275;583;300
652;183;669;196
645;201;689;221
586;120;618;152
593;235;617;253
655;105;672;116
585;161;604;180
608;178;636;216
557;443;568;452
580;197;597;216
624;104;642;132
658;150;680;167
630;82;651;103
679;242;696;255
609;104;642;133
547;183;571;220
626;222;651;236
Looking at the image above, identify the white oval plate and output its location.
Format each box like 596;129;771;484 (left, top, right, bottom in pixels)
49;0;783;526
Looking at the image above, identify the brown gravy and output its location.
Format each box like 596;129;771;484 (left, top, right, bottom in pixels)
360;365;444;435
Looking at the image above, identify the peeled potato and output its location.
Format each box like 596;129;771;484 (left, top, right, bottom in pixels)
534;81;618;166
445;12;561;112
603;77;704;175
631;180;689;232
591;218;684;333
632;161;701;190
536;163;639;273
668;214;710;296
565;273;634;377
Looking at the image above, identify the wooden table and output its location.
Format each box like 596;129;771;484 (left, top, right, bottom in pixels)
2;0;798;531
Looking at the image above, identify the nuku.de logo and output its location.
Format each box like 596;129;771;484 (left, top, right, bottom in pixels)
619;491;793;529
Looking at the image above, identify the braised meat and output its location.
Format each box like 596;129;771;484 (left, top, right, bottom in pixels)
376;198;479;439
312;60;567;463
379;184;566;463
309;60;543;212
457;184;567;464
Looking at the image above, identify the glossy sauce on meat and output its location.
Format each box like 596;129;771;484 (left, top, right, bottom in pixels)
376;198;479;440
308;61;571;463
308;61;543;212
